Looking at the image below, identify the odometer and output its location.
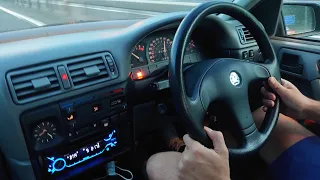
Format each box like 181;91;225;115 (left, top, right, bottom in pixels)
148;36;173;63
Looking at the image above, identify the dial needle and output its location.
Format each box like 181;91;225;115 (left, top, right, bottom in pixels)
131;53;139;60
163;41;167;53
39;129;47;136
47;133;53;139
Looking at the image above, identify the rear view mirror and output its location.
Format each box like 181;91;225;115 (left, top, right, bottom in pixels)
282;4;316;35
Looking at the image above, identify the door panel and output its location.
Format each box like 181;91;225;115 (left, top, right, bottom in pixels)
272;38;320;100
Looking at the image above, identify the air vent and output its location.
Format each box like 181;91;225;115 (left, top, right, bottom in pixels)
9;68;61;102
67;56;109;87
237;26;255;44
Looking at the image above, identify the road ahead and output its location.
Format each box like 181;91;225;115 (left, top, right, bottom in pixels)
0;0;223;33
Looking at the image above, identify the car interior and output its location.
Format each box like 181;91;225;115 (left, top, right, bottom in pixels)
1;0;320;179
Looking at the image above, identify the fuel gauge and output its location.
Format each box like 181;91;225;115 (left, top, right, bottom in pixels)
131;42;148;68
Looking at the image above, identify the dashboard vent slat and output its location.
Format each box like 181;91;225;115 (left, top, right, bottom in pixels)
16;83;60;97
13;81;33;91
9;67;61;102
237;26;255;44
67;56;110;87
11;69;56;84
72;70;108;84
68;59;104;71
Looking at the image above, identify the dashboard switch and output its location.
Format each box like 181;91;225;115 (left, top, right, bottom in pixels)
92;123;98;129
242;51;249;59
106;55;117;77
101;118;109;128
154;80;170;90
68;132;74;137
65;106;74;114
58;66;71;89
92;104;101;113
249;50;254;58
66;112;76;121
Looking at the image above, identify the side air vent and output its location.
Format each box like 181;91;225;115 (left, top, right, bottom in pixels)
236;26;255;44
67;56;110;87
9;68;61;103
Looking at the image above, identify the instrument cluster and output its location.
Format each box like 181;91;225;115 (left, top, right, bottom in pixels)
130;31;201;80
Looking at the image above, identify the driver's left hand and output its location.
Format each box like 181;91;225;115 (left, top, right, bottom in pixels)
177;127;230;180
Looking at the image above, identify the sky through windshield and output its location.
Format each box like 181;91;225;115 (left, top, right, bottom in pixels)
0;0;232;32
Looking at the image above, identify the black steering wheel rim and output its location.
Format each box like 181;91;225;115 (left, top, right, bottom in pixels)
169;2;280;157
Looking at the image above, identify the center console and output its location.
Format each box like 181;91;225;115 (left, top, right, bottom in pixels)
20;83;133;179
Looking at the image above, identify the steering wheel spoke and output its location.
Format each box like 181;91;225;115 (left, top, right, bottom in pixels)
227;95;256;135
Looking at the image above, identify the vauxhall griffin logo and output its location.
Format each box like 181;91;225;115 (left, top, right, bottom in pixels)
229;72;241;86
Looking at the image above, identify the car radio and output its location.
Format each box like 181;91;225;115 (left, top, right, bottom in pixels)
46;130;117;175
20;83;133;179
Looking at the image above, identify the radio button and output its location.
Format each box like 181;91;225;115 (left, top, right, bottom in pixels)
66;112;76;121
68;132;74;137
92;104;101;113
101;118;110;128
92;123;98;129
65;106;74;114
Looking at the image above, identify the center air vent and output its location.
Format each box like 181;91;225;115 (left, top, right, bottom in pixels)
9;68;61;103
236;26;255;44
67;56;109;87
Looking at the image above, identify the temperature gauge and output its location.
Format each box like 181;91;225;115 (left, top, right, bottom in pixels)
33;121;57;144
186;40;197;55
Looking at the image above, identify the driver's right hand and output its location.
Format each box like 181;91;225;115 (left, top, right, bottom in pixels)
261;77;311;120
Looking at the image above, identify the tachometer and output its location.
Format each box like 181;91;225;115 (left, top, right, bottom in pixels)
131;42;147;68
148;36;173;63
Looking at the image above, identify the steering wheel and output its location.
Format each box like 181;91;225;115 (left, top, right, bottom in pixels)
169;2;281;157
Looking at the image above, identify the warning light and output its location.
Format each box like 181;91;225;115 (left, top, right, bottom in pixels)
137;71;143;79
67;114;74;121
138;45;145;51
113;88;123;93
61;73;68;80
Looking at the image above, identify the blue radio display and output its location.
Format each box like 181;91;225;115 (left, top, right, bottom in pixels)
46;130;117;175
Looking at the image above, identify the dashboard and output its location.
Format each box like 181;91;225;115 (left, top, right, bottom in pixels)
0;12;260;180
130;30;202;80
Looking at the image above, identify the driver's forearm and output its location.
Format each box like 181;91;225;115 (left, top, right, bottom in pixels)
305;99;320;123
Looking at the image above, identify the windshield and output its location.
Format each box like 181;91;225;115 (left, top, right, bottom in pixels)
0;0;233;33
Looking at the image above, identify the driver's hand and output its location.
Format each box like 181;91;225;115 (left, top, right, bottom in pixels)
177;127;230;180
261;77;310;120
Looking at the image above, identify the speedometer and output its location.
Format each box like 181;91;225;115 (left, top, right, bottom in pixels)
148;36;173;63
